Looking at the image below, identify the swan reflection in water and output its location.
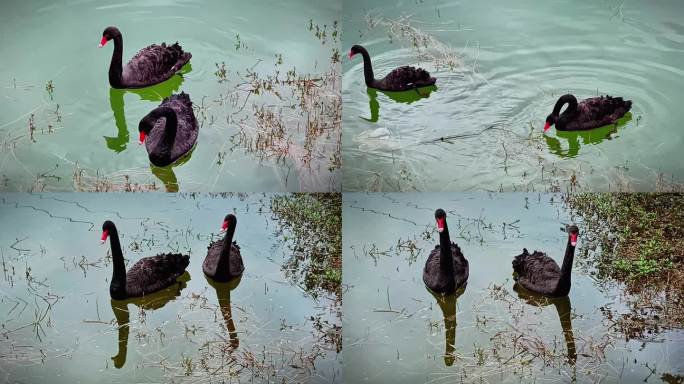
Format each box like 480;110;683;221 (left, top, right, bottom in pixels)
426;284;466;366
513;283;577;365
149;144;196;192
544;112;632;159
110;271;190;368
105;65;191;153
205;274;242;349
363;86;437;123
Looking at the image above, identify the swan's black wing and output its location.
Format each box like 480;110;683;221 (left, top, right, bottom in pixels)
377;66;436;91
144;92;199;165
423;245;455;294
451;242;469;290
123;42;191;87
163;92;198;162
203;240;244;280
570;95;632;130
512;249;560;296
423;242;465;294
125;253;189;297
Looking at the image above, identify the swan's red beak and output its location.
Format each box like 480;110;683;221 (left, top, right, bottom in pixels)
139;131;146;145
348;51;355;60
436;217;446;233
220;220;228;233
100;230;109;244
570;233;578;247
99;36;108;48
543;122;551;132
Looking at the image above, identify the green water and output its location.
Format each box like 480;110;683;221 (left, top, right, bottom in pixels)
342;193;683;383
342;0;684;191
0;193;340;382
0;0;340;192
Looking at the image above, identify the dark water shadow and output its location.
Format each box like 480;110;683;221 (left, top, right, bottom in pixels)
110;271;191;368
104;68;190;153
149;144;197;192
426;283;466;366
544;112;632;159
362;86;437;123
513;283;577;365
205;274;242;349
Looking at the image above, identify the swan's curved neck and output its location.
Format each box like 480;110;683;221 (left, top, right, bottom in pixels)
154;107;178;145
555;237;575;296
142;107;178;161
109;227;127;298
553;94;578;117
439;222;453;273
357;48;376;87
215;224;236;277
108;35;124;88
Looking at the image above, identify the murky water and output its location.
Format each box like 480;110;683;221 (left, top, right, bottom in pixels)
0;0;340;192
342;193;683;382
342;0;684;191
0;193;340;383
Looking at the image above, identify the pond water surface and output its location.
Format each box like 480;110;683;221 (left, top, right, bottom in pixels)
0;0;340;192
0;193;340;383
342;193;683;383
342;0;684;191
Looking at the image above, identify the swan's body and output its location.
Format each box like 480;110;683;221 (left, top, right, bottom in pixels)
423;209;469;294
102;221;189;300
512;226;579;297
203;214;245;282
100;26;191;89
544;94;631;132
349;45;436;91
139;92;198;167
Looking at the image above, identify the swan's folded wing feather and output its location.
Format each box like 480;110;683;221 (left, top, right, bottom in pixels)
124;43;186;85
126;253;188;296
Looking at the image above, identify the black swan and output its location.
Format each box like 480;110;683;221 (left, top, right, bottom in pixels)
110;273;189;368
544;94;632;132
513;285;577;364
203;214;245;282
349;45;436;91
138;92;198;167
99;26;191;89
101;220;190;300
512;225;579;297
423;209;469;294
206;274;242;349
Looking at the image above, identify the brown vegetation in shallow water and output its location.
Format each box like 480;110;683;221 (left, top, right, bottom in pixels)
567;193;684;339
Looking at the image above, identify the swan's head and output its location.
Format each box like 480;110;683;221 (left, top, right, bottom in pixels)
221;214;237;233
434;209;447;233
544;113;558;133
567;225;579;247
101;220;116;244
99;26;120;48
349;45;364;60
138;118;152;145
